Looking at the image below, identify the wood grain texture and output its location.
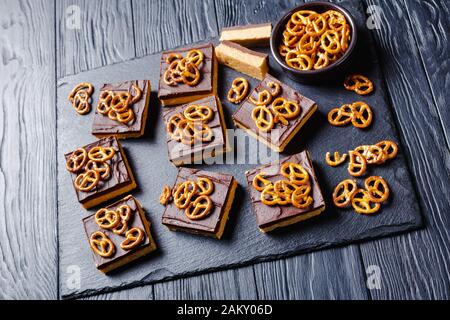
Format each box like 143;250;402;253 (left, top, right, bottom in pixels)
406;0;450;149
0;0;57;299
56;0;136;78
358;0;450;299
132;0;219;57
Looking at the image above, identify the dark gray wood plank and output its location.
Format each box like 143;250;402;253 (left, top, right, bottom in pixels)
56;0;135;78
406;0;450;148
0;0;57;299
358;0;450;299
132;0;219;57
216;0;370;300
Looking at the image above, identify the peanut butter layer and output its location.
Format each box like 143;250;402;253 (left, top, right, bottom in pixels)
215;41;268;80
220;23;272;47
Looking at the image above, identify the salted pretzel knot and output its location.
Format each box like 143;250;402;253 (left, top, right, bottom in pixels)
351;189;380;215
66;148;88;173
89;231;115;258
183;105;213;122
261;184;289;206
174;180;198;209
227;77;249;104
120;227;145;250
252;172;273;192
251;105;274;132
160;185;172;205
112;204;133;236
88;146;116;162
280;162;310;186
364;176;390;203
68;82;94;115
332;179;357;208
291;185;313;209
344;74;374;95
196;177;214;196
325;151;348;167
74;169;100;192
328;104;353;126
185;195;213;220
85;160;111;180
249;90;273;106
348;150;367;177
95;208;121;230
350;101;373;128
271;97;301;125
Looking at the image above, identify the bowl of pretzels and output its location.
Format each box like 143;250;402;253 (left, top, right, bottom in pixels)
270;1;358;84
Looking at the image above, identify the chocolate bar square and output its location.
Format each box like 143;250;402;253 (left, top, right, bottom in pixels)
162;95;229;166
158;43;217;106
245;151;325;232
162;168;237;239
232;74;317;152
83;195;156;273
92;80;151;139
64;136;136;209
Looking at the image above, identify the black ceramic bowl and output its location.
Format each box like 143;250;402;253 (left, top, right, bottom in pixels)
270;1;358;85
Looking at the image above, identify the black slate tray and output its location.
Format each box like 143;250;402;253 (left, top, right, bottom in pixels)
57;0;422;299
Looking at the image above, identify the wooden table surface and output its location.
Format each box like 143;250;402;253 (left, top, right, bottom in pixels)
0;0;448;300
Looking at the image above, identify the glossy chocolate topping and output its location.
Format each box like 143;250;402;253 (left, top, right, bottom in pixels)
245;151;325;229
64;136;132;204
162;168;234;234
83;195;150;269
158;43;215;100
232;74;316;148
92;80;150;135
162;95;226;163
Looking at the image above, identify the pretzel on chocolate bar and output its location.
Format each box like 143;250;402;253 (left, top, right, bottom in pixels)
185;195;213;220
95;208;121;230
66;148;88;173
90;231;115;258
227;77;249;104
74;169;100;192
88;146;115;162
251;105;274;132
120;227;145;251
252;172;273;192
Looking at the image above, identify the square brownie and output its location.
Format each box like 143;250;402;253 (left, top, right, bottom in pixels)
162;95;229;166
245;151;325;232
92;80;151;139
158;43;218;106
162;168;237;239
232;74;317;152
64;136;136;209
83;195;157;273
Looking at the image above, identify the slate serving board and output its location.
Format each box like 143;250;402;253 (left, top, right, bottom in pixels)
57;0;422;299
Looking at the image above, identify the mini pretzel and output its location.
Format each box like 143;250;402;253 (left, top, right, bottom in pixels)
120;227;145;251
298;33;320;55
74;170;100;192
359;145;384;164
112;220;128;236
348;150;367;177
249;90;273;106
90;231;115;258
112;205;132;235
95;208;121;230
252;105;274;132
364;176;390;203
328;104;353;126
186;49;204;66
325;151;348;167
351;189;381;215
344;74;374;95
332;179;357;208
163;50;204;87
174;180;198;209
159;185;172;205
252;172;272;192
351;101;373;128
376;140;398;162
66;148;88;173
181;62;201;86
227;77;249;104
272;98;301;125
285;51;313;70
85;160;111;180
88;146;115;162
321;30;341;54
185;195;213;220
183;105;213;122
68;82;94;115
274;180;299;197
280;162;309;185
261;184;289;206
196;177;214;196
97;91;114;115
291;185;313;209
306;13;327;36
267;82;282;97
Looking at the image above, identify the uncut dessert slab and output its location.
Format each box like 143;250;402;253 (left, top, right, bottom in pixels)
57;1;421;299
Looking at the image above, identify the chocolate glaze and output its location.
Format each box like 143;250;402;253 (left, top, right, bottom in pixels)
92;80;150;135
232;74;316;148
162;168;234;234
83;195;151;270
158;43;215;100
162;95;226;163
64;136;133;204
245;151;325;229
